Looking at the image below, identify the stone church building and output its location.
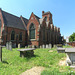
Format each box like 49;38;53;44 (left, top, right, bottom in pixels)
0;8;62;48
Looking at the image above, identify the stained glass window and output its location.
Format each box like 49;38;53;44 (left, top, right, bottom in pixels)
29;23;35;39
11;31;15;40
19;32;22;41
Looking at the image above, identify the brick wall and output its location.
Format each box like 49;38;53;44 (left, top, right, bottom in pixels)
2;26;27;47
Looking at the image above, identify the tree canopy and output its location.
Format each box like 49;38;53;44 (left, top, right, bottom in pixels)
69;32;75;42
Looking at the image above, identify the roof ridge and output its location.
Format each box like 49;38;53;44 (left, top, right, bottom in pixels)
34;14;40;19
22;16;28;20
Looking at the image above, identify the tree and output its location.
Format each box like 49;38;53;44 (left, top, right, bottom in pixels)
69;32;75;42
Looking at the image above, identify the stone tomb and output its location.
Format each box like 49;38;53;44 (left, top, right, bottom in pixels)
17;48;36;57
57;48;75;67
65;48;75;66
57;48;65;53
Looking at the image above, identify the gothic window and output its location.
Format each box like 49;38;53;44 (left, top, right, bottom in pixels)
11;31;15;40
29;23;35;39
19;32;22;41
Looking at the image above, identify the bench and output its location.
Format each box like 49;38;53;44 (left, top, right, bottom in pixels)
17;48;36;57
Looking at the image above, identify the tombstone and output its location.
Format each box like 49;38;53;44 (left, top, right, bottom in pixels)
40;46;42;48
9;42;12;50
0;46;2;62
25;46;27;48
18;44;21;48
53;44;56;48
32;45;35;48
46;44;49;48
49;44;52;49
6;42;9;50
28;45;32;48
42;44;45;48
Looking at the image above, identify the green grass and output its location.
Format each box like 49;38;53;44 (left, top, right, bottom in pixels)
0;46;74;75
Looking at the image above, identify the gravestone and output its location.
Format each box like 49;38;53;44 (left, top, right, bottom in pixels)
18;44;21;48
42;44;45;48
40;46;42;48
25;46;27;48
9;42;12;50
53;44;56;48
32;45;35;48
49;44;52;49
6;42;9;50
46;44;49;48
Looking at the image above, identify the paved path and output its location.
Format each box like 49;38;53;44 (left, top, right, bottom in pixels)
20;66;45;75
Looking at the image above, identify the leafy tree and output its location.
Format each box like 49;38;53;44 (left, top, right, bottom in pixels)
69;32;75;42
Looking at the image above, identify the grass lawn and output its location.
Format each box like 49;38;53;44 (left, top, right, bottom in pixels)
0;46;74;75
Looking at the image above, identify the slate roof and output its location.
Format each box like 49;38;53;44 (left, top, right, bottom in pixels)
2;10;28;30
22;17;28;26
34;14;40;22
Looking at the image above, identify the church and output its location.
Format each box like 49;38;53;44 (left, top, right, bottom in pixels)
0;8;62;48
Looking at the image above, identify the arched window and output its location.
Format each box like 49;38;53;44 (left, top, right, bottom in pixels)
11;31;15;40
19;32;22;41
29;23;35;39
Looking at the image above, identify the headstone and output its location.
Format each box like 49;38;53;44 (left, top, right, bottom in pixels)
46;44;49;48
9;42;12;50
49;44;52;49
6;42;9;50
40;46;42;48
25;46;27;48
32;45;35;48
28;45;32;48
0;46;2;62
42;44;45;48
18;44;21;48
53;44;56;48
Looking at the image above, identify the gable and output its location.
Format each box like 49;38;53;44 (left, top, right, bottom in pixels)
28;12;40;24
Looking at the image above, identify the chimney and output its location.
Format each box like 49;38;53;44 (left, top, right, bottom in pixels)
58;28;60;33
42;11;44;15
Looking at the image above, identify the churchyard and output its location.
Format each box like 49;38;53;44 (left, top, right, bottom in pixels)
0;45;75;75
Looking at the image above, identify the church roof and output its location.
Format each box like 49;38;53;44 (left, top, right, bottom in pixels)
2;10;28;30
34;14;40;22
22;17;28;26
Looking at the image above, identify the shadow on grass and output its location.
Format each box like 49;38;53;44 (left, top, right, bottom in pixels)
2;61;9;64
25;54;40;61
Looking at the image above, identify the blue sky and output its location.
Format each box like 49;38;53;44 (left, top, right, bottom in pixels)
0;0;75;38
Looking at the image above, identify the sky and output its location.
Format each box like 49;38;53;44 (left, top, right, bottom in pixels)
0;0;75;39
